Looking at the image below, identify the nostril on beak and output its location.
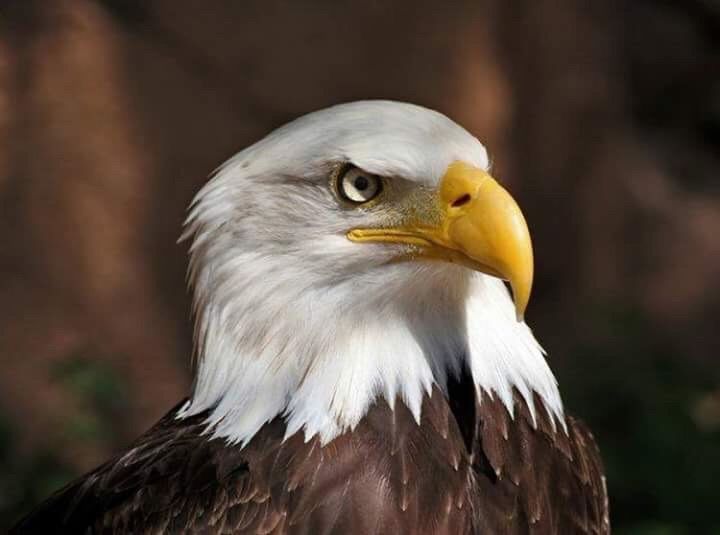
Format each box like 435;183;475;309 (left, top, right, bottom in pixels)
451;193;472;208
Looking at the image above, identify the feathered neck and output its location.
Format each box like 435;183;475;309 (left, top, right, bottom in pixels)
178;251;565;445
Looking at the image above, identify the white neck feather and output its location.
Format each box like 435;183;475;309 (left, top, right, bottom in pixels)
178;253;564;445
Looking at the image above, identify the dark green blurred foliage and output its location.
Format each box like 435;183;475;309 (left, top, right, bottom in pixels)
559;305;720;535
52;355;129;444
0;415;75;531
0;355;130;528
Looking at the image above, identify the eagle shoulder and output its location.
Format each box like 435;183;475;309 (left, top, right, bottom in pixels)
10;401;286;534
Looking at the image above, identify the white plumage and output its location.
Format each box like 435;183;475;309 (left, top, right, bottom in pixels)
178;100;564;445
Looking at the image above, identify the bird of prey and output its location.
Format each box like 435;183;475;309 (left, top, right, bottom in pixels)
13;101;609;534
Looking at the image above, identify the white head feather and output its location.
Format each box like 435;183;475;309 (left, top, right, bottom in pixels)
178;101;564;445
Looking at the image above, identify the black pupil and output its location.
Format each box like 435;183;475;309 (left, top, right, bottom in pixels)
353;175;370;191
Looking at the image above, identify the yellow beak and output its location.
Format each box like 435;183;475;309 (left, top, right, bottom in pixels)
347;161;534;320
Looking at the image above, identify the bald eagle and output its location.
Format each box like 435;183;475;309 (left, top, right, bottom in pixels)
12;101;608;534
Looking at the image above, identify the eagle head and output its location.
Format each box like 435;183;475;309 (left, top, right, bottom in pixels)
180;101;561;445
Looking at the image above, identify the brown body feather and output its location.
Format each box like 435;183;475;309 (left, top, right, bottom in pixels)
12;371;608;534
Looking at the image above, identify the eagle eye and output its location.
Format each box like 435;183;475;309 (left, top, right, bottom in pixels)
336;165;383;204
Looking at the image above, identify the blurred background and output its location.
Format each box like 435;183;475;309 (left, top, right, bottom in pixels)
0;0;718;532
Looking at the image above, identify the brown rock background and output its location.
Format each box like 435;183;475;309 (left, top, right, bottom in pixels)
0;1;718;531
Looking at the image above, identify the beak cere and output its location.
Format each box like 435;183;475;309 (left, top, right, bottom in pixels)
347;161;534;320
